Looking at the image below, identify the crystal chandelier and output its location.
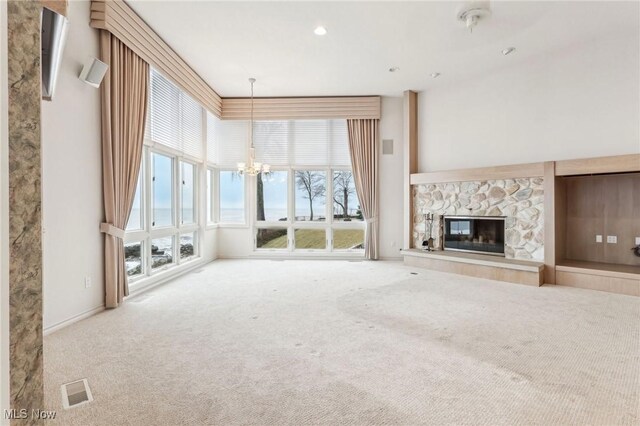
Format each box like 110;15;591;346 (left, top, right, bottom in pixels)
237;78;270;176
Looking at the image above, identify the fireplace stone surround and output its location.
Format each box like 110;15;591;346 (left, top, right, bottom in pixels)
413;178;544;261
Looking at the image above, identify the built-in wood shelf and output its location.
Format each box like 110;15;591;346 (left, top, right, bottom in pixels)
555;260;640;297
557;260;640;278
402;249;544;286
555;154;640;176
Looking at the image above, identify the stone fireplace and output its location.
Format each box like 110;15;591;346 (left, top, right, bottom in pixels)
413;178;544;261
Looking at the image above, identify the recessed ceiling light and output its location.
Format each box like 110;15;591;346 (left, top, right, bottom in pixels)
314;26;327;36
430;72;441;78
502;47;516;56
389;67;400;72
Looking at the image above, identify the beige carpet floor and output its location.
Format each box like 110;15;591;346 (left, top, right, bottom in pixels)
44;260;640;425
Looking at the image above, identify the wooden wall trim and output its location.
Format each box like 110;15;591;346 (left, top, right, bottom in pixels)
90;0;223;116
555;154;640;176
221;97;381;120
403;91;418;249
543;161;556;284
410;162;545;185
41;0;67;16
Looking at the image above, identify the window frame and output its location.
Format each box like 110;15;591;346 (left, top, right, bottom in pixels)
250;165;365;255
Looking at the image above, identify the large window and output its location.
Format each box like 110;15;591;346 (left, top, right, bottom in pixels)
250;120;365;254
125;68;203;283
204;110;364;256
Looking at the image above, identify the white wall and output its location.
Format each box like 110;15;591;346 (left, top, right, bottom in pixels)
41;0;104;330
419;31;640;172
378;96;403;260
217;97;405;260
0;0;10;421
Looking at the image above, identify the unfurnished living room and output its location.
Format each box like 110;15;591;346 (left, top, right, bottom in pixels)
1;0;639;425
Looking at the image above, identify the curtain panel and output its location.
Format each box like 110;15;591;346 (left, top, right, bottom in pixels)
347;119;380;260
99;30;149;308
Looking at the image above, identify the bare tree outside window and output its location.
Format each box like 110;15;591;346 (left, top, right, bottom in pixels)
295;171;325;221
333;171;357;221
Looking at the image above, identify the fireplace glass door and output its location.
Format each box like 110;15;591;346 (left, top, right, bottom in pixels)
443;216;505;256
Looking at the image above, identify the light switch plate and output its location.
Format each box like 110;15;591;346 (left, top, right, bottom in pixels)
595;235;603;243
606;235;617;244
635;237;640;246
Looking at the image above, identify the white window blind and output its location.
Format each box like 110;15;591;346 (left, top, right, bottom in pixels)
254;119;350;166
180;93;203;158
148;68;203;159
330;119;351;166
207;112;248;166
254;121;289;166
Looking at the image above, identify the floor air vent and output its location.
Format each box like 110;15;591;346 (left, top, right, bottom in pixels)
61;379;93;409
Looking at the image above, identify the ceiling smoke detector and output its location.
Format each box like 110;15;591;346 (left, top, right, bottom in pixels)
457;1;491;33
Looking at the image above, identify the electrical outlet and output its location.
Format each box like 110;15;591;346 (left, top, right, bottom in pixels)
84;276;92;289
606;235;617;244
635;237;640;246
595;235;603;243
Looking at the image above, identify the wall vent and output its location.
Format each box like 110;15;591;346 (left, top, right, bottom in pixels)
61;379;93;409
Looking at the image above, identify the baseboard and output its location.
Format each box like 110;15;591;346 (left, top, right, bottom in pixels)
44;305;105;336
379;256;403;261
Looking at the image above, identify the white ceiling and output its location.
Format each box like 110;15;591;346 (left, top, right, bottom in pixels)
127;1;640;97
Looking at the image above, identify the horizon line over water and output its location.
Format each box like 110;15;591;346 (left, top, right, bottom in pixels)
128;207;362;227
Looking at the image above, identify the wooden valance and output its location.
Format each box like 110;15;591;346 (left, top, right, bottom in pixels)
90;0;223;116
221;96;381;120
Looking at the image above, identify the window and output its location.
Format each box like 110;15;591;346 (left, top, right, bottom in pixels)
180;232;196;259
256;228;288;250
124;67;204;285
257;171;288;222
294;229;326;250
294;170;326;222
332;171;363;222
206;168;213;224
181;161;195;225
151;152;173;228
333;229;364;250
127;172;143;231
151;236;174;270
124;241;143;277
249;119;364;254
219;171;244;223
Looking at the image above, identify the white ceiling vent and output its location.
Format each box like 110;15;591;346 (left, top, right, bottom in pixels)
61;379;93;409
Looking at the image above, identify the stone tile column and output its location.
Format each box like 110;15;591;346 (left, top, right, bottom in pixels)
7;0;44;419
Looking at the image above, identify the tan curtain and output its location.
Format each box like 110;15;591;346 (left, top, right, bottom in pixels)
99;31;149;308
347;119;380;260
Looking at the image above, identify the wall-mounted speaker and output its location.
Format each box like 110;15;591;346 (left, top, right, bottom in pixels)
78;57;108;88
382;139;394;155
